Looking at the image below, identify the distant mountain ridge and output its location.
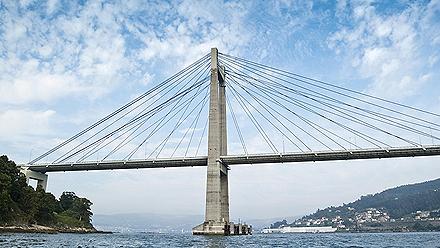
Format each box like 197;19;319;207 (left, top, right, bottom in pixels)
93;213;299;232
93;213;203;233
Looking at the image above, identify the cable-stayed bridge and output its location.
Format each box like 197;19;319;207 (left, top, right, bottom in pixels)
20;48;440;235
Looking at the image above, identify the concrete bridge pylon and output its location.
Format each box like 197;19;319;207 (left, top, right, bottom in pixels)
192;48;250;235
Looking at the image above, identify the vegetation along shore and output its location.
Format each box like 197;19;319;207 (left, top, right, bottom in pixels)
0;155;105;234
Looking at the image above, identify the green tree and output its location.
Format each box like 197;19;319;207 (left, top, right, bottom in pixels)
15;185;38;223
0;190;15;223
0;155;23;223
59;192;76;211
34;186;59;225
71;197;93;225
58;192;93;228
0;155;94;229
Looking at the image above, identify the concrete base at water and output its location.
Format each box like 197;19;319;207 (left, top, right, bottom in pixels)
192;221;252;235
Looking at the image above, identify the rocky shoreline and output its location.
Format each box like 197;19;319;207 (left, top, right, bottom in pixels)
0;225;112;234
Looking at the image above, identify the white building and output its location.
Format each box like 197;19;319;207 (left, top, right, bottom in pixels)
262;226;337;234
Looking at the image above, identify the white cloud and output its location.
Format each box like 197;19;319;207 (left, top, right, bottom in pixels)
0;1;158;105
136;0;251;66
329;2;438;100
0;109;55;139
0;57;85;104
0;0;252;107
269;0;314;30
46;0;59;15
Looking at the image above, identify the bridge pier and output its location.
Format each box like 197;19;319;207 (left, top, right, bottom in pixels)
192;48;251;235
20;167;48;191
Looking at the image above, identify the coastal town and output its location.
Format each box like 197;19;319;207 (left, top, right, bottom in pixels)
265;207;440;233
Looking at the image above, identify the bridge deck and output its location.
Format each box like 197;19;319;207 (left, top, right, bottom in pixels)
22;146;440;173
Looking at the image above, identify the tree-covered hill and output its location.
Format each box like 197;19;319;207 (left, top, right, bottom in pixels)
306;178;440;221
346;179;440;218
0;155;94;230
270;178;440;231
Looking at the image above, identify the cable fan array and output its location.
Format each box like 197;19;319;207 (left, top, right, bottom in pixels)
218;53;440;155
30;54;213;165
29;52;440;166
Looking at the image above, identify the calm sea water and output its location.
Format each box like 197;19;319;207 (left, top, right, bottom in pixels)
0;232;439;247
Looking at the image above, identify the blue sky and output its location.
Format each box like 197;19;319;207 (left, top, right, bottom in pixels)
1;0;440;221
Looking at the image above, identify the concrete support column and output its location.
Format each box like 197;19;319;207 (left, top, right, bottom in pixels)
192;48;252;235
20;167;48;191
193;48;231;235
220;172;229;222
219;65;229;223
204;48;223;223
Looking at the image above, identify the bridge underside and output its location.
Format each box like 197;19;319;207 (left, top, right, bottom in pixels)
24;146;440;173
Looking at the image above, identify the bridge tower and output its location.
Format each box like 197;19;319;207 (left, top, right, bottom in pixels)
193;48;232;235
